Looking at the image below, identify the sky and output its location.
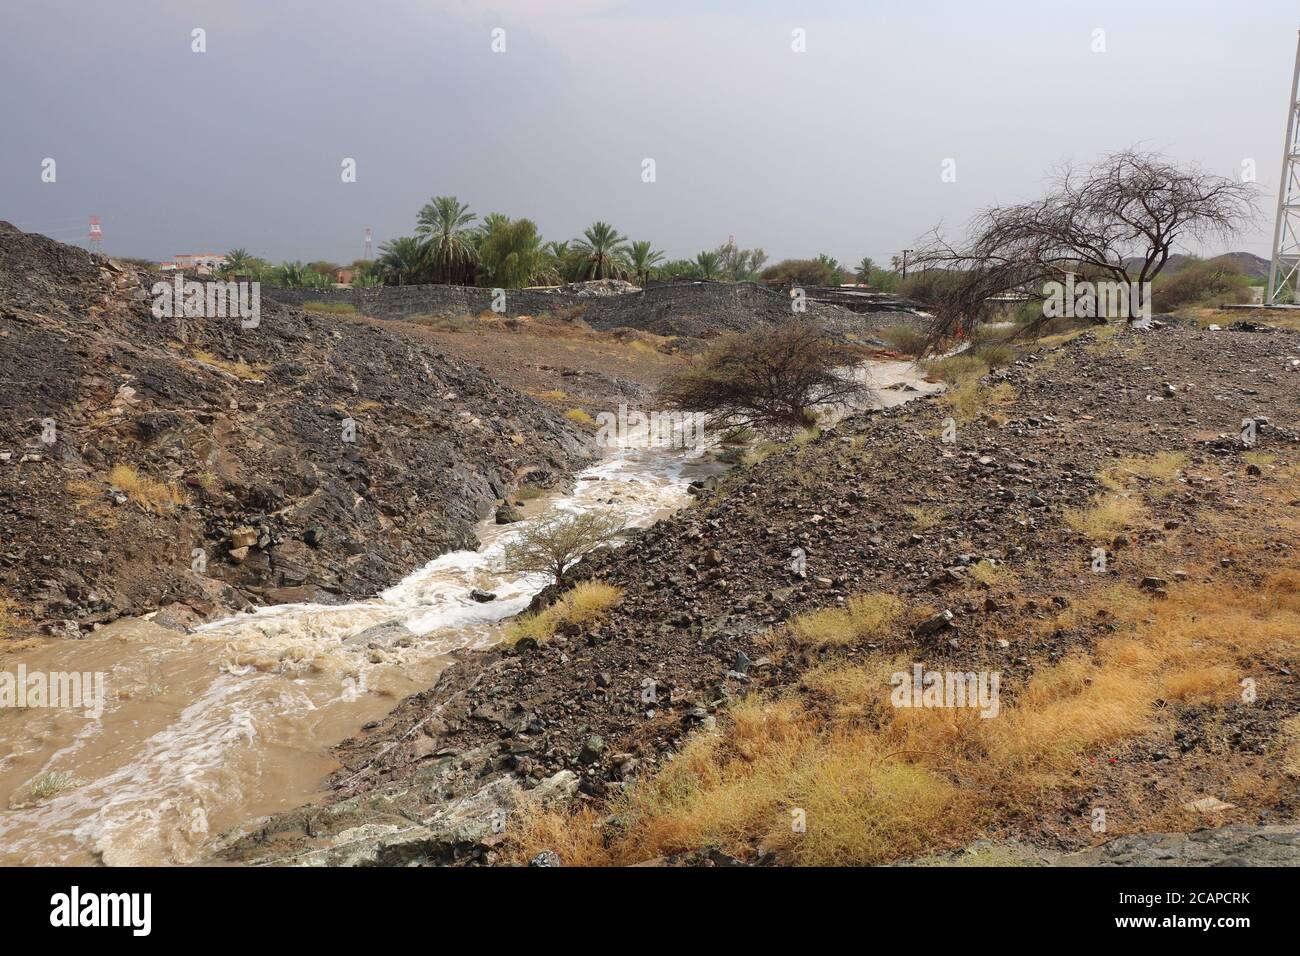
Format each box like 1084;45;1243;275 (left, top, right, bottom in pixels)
2;0;1299;266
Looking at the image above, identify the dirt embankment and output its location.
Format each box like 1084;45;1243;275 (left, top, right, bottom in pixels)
0;223;592;634
219;322;1300;866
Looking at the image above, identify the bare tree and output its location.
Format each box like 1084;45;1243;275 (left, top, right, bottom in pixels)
658;322;867;435
499;511;625;588
916;150;1257;336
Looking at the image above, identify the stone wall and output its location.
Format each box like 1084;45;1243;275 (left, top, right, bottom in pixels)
262;282;933;334
262;284;592;321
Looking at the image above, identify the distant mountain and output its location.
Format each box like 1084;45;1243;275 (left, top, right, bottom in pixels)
1123;252;1271;280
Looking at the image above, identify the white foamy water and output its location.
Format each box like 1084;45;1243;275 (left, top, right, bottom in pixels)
0;360;934;866
0;435;714;866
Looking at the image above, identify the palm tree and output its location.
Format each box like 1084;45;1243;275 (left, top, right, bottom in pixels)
855;257;875;285
694;250;722;280
475;212;511;242
624;240;664;286
659;259;699;280
273;261;309;287
415;195;477;284
300;268;331;289
476;218;558;288
377;237;429;286
572;222;630;280
222;248;254;276
544;240;585;283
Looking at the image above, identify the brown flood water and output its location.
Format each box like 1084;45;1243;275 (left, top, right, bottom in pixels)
0;360;938;865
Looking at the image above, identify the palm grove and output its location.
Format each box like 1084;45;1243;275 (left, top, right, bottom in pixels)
212;195;911;291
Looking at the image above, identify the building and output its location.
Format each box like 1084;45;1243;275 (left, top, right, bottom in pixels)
158;252;227;276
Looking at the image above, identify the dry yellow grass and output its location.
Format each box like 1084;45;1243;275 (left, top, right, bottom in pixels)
501;581;622;646
506;559;1300;866
789;608;857;647
787;593;903;649
942;379;1017;424
904;505;946;530
924;353;988;385
1063;493;1142;541
564;408;596;426
190;350;264;380
967;560;1013;588
107;464;188;511
792;427;821;447
505;460;1300;866
1100;452;1187;490
565;581;623;625
741;441;780;468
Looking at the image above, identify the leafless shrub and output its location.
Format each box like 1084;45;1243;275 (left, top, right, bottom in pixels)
658;322;867;435
915;150;1258;339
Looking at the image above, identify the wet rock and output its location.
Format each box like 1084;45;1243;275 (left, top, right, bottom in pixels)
345;621;416;646
495;504;523;524
40;619;81;640
469;588;497;603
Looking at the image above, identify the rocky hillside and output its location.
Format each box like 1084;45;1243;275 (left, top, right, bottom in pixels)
0;224;591;633
218;322;1300;866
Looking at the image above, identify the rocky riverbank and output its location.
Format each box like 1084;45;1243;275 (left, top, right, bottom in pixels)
217;321;1300;866
0;224;592;635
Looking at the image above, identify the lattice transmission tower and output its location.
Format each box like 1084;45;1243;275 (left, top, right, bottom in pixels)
1267;30;1300;305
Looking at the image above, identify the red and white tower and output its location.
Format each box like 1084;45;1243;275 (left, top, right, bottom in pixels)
88;216;103;254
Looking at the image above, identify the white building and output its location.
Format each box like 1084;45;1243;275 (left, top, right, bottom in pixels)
158;252;227;275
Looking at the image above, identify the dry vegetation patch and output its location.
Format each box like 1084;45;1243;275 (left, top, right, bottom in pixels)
1063;493;1143;541
501;581;623;647
504;462;1300;866
106;465;188;512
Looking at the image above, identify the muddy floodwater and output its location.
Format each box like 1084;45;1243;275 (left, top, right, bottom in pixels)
0;360;938;866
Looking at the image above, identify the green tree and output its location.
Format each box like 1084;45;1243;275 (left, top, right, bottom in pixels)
415;195;478;284
625;240;664;286
221;248;254;276
272;261;310;287
377;237;429;286
658;259;699;280
816;254;843;283
348;259;380;287
572;222;630;280
715;241;767;280
854;257;875;284
499;511;626;588
694;250;723;279
476;217;558;288
759;258;841;287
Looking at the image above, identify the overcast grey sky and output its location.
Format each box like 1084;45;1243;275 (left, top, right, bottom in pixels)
2;0;1298;265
